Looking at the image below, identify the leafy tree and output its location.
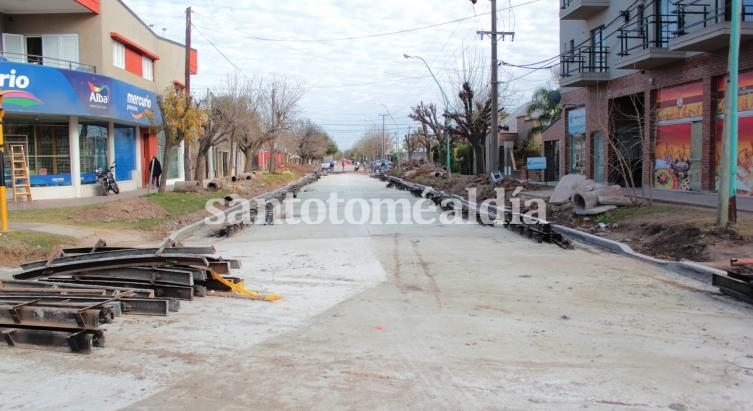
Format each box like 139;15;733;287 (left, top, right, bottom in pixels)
155;87;206;192
526;87;562;139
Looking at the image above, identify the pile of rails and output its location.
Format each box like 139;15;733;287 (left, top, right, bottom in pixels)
0;242;245;354
713;258;753;304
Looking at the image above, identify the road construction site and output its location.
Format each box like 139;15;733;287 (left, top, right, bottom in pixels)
1;173;752;410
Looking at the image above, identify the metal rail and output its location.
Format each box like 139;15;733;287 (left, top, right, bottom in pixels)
44;279;194;300
14;255;210;280
2;328;104;353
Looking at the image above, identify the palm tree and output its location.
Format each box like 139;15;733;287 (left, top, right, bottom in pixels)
526;87;562;140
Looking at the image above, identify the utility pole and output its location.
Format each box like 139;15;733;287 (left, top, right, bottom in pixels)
719;0;741;226
473;0;514;174
183;6;192;180
379;113;388;160
0;96;7;232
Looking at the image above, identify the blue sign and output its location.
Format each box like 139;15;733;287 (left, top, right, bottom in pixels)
567;107;585;134
527;157;547;170
0;61;161;126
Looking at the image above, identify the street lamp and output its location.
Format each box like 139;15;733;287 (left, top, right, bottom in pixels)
403;53;451;175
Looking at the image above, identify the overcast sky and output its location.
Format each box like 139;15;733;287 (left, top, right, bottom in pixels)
123;0;560;150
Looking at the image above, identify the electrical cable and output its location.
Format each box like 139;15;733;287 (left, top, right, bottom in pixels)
192;0;540;43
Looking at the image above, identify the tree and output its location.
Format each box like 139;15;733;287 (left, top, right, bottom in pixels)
403;129;421;163
238;77;304;173
446;82;492;175
194;74;259;181
526;87;562;140
155;87;205;192
408;102;443;163
350;129;383;162
288;120;332;163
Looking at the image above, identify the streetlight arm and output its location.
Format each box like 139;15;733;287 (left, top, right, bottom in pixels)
404;53;453;175
404;54;450;111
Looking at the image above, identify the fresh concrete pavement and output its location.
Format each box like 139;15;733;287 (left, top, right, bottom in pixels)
2;174;752;410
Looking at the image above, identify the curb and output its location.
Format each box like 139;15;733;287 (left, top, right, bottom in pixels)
552;224;725;285
168;174;317;243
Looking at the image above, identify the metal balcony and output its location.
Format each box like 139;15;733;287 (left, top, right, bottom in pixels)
560;46;610;87
615;14;686;69
560;0;610;20
0;51;96;73
669;1;753;52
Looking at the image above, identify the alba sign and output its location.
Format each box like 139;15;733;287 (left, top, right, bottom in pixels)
0;62;161;125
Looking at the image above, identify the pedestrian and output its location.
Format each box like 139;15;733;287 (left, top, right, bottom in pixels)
341;158;345;171
149;154;162;188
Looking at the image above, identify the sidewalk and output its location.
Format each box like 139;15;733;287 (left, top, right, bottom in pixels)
524;182;753;213
6;187;152;211
638;188;753;212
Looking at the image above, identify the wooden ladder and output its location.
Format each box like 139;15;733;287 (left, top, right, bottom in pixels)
10;144;32;204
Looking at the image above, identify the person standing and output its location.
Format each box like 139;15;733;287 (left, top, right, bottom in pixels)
149;154;162;188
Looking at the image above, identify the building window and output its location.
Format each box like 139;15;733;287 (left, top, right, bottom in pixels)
79;123;109;184
142;55;153;81
590;26;605;72
113;40;125;69
114;126;136;181
3;122;72;187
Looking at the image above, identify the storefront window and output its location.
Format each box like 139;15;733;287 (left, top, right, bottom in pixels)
567;108;586;174
4;122;72;187
79;123;108;184
114;126;136;181
654;81;703;191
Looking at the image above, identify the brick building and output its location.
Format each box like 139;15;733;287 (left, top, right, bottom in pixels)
548;0;753;199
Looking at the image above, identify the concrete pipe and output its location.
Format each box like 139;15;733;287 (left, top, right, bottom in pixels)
572;190;600;212
206;180;224;192
174;181;201;192
224;193;240;206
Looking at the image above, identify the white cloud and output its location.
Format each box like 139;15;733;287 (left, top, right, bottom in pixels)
123;0;559;150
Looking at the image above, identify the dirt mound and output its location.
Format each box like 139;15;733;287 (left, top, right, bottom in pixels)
72;197;168;222
633;223;709;261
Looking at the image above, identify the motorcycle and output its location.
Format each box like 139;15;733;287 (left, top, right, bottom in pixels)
96;164;119;195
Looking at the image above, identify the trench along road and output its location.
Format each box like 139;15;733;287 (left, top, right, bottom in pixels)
2;173;752;410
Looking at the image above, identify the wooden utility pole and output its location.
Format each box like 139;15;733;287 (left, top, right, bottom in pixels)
183;6;192;180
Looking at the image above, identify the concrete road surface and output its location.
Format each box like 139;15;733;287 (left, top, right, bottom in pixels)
2;174;752;410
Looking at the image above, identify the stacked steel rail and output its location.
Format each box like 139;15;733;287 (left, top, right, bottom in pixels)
1;242;246;353
378;174;570;248
712;258;753;304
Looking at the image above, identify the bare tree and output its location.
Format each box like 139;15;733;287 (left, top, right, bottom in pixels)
194;74;260;181
408;102;442;163
237;77;304;173
288;119;331;163
446;82;492;175
403;129;422;163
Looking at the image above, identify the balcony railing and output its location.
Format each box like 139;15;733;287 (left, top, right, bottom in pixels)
675;0;753;35
0;51;96;73
561;45;609;78
618;14;681;56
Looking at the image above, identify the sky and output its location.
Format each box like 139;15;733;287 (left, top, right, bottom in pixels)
122;0;560;151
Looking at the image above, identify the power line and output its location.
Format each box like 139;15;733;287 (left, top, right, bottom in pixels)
192;0;540;43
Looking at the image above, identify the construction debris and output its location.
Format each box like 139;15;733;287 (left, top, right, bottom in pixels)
713;258;753;305
1;240;276;354
378;174;570;248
